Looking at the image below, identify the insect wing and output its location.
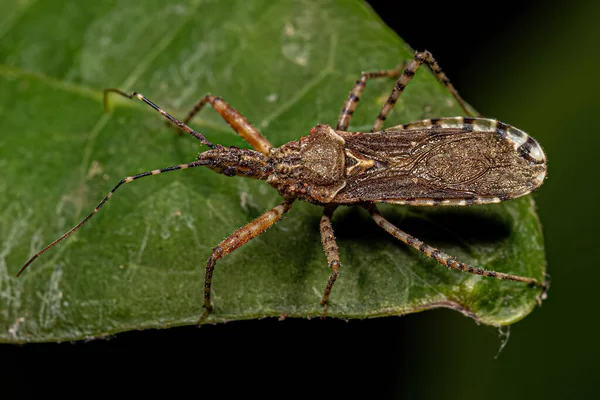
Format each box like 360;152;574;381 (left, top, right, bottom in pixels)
334;118;546;206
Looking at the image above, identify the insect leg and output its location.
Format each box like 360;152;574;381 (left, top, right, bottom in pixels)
17;160;209;277
182;94;273;156
319;206;341;316
372;51;475;132
103;89;216;149
364;203;545;288
336;65;404;131
199;199;294;325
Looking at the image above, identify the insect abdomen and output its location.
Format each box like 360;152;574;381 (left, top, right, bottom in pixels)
400;116;545;165
334;117;546;206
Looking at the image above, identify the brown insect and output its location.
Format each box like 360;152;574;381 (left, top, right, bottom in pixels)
17;51;547;324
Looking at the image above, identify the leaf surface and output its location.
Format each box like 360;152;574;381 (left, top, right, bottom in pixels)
0;0;546;342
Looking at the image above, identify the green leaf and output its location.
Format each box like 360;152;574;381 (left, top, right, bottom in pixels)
0;0;546;343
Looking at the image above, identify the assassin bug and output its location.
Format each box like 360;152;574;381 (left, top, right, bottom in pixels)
18;51;547;324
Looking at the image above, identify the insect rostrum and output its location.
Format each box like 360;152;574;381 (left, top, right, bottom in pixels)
18;51;547;325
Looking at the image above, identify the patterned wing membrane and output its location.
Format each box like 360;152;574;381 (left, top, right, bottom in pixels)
334;117;546;206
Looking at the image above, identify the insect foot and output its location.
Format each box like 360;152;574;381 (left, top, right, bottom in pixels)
198;305;214;327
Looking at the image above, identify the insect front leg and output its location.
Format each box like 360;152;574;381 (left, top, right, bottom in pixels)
364;203;545;289
336;64;405;131
199;200;294;325
319;206;341;316
372;51;477;132
182;94;273;156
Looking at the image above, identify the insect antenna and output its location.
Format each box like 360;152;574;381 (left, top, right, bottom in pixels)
104;89;217;149
17;160;209;277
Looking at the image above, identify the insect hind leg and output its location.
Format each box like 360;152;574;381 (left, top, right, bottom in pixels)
183;94;273;156
372;51;478;132
364;203;545;289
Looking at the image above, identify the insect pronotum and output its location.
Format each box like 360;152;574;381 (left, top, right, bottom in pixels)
18;51;547;324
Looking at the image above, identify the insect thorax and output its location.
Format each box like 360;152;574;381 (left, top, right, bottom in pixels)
267;124;347;204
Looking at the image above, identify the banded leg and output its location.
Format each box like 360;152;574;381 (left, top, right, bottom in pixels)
199;200;294;325
103;89;216;149
183;94;273;156
319;206;341;316
372;50;475;132
364;204;544;288
336;65;404;131
17;160;208;276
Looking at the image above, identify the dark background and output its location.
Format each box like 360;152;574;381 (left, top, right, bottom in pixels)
5;1;598;398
